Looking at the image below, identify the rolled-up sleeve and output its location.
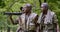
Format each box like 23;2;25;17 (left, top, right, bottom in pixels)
53;14;58;23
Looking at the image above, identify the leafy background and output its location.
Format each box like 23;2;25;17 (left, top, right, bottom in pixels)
0;0;60;32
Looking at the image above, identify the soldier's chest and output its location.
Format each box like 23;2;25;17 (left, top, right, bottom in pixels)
41;15;53;24
20;14;34;24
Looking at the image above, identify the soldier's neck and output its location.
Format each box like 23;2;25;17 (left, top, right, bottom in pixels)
25;11;31;16
43;10;48;15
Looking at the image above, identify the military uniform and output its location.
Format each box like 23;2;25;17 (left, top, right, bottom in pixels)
16;13;38;32
37;10;58;32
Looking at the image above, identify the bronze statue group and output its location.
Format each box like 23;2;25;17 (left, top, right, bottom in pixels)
9;3;60;32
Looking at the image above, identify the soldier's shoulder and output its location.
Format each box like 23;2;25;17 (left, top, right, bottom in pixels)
31;13;38;18
32;13;38;16
21;13;25;15
19;14;25;17
51;11;56;16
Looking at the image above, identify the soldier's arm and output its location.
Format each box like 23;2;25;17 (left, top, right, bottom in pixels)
53;14;59;32
34;15;39;25
9;15;19;25
37;14;44;32
33;15;41;32
57;23;59;32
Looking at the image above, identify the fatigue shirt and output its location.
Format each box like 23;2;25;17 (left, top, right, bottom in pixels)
17;13;38;31
37;10;58;32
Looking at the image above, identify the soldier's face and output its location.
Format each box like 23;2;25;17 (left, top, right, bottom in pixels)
41;5;48;12
23;6;26;13
23;6;30;13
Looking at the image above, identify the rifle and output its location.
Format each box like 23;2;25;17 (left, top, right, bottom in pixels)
3;12;23;15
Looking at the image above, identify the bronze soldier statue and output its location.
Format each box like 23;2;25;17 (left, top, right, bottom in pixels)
37;3;59;32
9;3;38;32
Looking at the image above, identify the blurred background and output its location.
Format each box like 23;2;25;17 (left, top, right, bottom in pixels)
0;0;60;32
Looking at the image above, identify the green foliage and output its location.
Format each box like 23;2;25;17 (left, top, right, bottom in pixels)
0;0;6;8
47;0;60;27
0;0;60;32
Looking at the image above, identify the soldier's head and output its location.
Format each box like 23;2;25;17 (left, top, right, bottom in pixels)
41;3;48;13
23;3;32;13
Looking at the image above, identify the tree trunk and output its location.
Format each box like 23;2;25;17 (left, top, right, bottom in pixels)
39;0;41;7
7;27;10;32
44;0;46;2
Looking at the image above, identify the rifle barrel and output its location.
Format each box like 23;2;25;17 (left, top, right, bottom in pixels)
4;12;22;15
